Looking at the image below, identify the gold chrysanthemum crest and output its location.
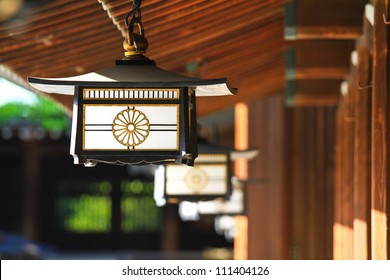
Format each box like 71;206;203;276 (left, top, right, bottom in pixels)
185;167;209;194
112;108;150;147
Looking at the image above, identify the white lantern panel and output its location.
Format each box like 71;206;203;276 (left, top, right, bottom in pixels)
165;164;227;196
83;104;179;150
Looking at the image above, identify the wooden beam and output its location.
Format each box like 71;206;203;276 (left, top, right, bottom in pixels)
295;27;362;40
285;0;367;40
285;40;354;106
293;67;350;80
286;79;341;106
294;40;355;69
197;63;285;116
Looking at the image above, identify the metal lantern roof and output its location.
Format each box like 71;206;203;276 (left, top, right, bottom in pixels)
27;0;236;98
28;60;237;97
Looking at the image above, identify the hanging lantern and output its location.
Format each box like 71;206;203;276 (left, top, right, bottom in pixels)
178;177;246;221
27;0;236;167
154;141;257;205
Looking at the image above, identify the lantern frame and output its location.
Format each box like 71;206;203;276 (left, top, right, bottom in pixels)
28;58;236;166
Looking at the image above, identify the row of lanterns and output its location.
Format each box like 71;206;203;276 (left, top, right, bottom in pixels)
153;142;257;240
27;0;257;236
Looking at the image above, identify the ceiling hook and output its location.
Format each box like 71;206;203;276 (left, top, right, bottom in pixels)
358;82;372;90
383;13;390;24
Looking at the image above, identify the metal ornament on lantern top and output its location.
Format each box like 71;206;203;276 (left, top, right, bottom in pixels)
27;0;236;167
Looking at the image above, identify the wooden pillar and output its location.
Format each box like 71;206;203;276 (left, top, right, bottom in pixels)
288;107;306;259
343;81;355;260
288;107;335;259
22;140;41;240
371;0;389;259
333;3;374;259
246;95;288;259
162;204;181;252
334;75;355;260
234;102;249;260
353;37;372;260
333;107;344;259
234;215;248;260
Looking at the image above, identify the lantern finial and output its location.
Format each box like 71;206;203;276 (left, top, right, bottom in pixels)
123;32;149;58
123;0;149;60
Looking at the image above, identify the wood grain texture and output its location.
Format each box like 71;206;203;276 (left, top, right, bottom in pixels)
0;0;288;117
234;102;249;260
246;95;288;259
371;0;389;260
287;107;335;259
352;37;372;260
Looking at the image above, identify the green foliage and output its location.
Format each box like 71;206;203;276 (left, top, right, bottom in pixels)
56;179;161;234
0;97;69;132
57;195;112;233
120;180;161;233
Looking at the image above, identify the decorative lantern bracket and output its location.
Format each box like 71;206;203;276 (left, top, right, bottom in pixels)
125;0;144;38
123;0;149;59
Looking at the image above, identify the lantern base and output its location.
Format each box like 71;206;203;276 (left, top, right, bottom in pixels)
72;153;195;167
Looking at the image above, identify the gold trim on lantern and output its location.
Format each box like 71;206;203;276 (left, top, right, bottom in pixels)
83;88;180;100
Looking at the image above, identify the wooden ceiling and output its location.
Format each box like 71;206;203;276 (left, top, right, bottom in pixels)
285;0;368;106
0;0;369;116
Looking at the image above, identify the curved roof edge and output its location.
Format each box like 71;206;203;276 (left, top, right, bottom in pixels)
28;64;237;96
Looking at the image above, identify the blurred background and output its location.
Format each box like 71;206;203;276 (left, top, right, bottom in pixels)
1;0;388;260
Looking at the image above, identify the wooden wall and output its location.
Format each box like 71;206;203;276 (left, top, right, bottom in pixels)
238;95;335;260
233;0;390;261
246;94;288;259
286;107;335;259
